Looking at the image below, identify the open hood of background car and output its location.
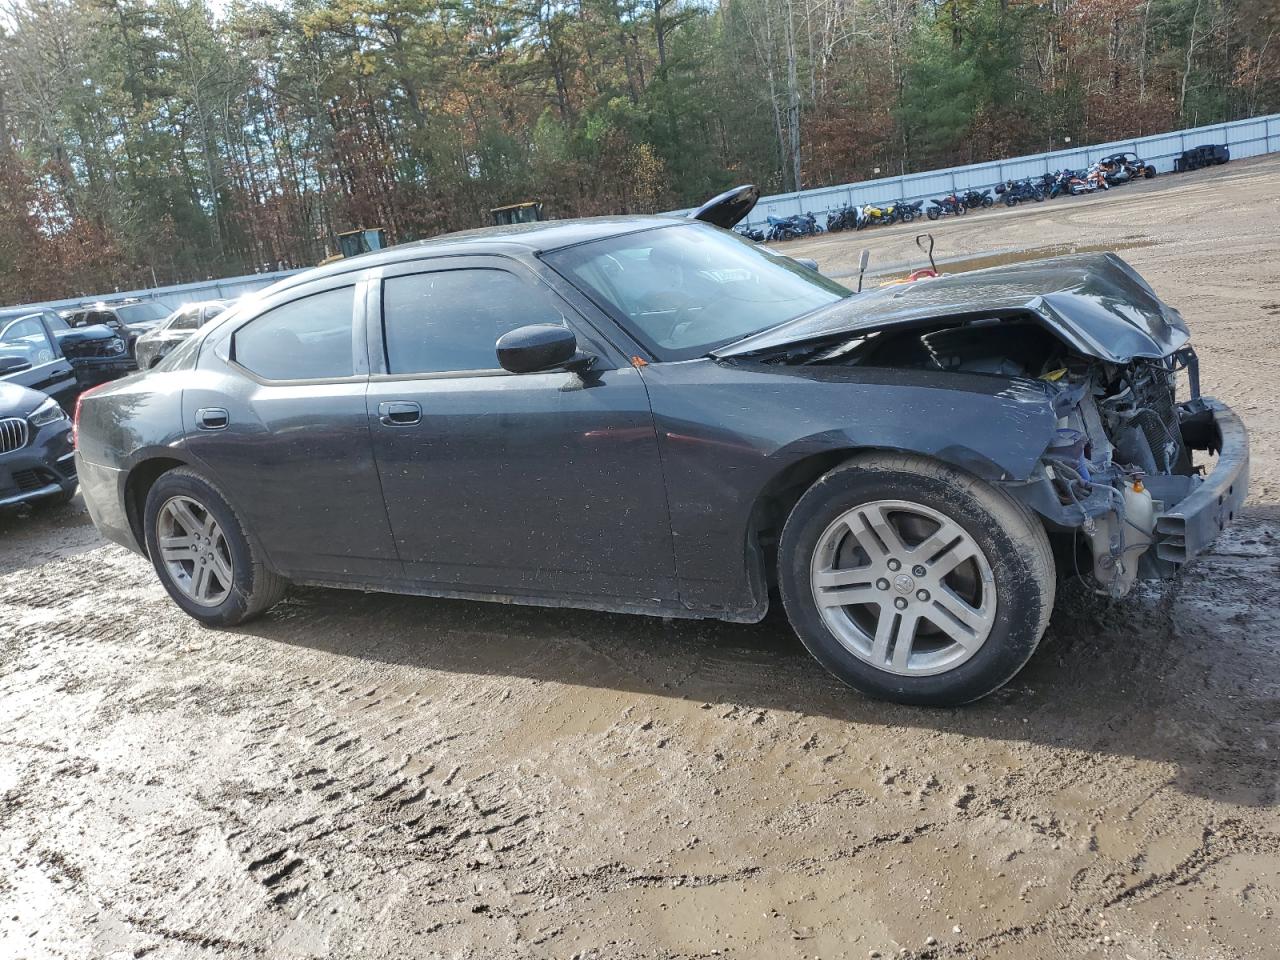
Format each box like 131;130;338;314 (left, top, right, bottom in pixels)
713;252;1191;364
690;184;760;229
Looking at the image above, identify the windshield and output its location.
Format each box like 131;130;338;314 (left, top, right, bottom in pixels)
115;302;170;324
543;223;849;360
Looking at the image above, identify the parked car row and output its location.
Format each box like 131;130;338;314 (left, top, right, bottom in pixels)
0;296;234;511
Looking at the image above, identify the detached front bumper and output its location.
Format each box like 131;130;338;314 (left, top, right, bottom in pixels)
1153;397;1249;566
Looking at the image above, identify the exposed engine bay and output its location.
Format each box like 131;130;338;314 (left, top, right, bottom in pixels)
754;313;1224;597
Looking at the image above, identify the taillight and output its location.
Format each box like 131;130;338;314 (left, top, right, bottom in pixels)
73;382;110;449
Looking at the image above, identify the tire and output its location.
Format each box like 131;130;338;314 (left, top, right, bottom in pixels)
1144;166;1156;178
143;467;288;626
982;196;993;208
777;453;1055;706
926;207;940;221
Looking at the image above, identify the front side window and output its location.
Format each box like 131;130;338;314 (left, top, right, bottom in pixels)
543;223;849;361
382;268;568;375
233;287;355;381
0;316;56;365
169;308;200;332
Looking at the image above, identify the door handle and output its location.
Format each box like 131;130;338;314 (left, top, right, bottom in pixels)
378;400;421;426
196;407;229;430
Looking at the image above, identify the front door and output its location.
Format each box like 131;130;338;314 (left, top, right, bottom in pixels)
364;257;676;607
0;315;76;408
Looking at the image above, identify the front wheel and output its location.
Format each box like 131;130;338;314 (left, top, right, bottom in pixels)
926;207;940;221
778;454;1055;706
143;467;288;626
982;196;994;207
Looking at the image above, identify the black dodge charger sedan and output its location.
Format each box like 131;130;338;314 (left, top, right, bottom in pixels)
74;196;1248;705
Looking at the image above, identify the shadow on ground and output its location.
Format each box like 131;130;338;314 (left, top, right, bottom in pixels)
243;514;1280;809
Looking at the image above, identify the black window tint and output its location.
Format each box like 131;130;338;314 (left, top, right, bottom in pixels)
383;269;567;375
234;287;355;380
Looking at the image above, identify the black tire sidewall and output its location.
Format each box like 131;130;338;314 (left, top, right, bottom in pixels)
779;465;1048;706
143;470;260;626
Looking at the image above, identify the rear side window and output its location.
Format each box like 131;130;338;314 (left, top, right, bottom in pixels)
382;269;567;375
234;287;355;381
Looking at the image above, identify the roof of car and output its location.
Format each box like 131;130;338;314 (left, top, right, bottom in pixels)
282;215;683;290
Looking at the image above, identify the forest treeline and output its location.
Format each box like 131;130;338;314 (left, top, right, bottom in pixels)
0;0;1276;301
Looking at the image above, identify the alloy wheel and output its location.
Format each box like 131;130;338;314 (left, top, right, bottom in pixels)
809;499;996;677
157;495;234;607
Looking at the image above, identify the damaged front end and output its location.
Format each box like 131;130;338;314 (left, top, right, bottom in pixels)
1002;347;1248;596
717;253;1250;597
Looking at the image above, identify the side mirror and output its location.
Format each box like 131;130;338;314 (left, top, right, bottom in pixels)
0;356;33;375
496;324;582;374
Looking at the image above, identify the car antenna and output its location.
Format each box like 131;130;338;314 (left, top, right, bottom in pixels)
915;233;937;274
856;249;870;293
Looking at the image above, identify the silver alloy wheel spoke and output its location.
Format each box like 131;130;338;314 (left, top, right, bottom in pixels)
157;495;233;607
810;498;997;677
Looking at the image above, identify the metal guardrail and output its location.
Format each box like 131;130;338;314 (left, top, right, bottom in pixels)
7;268;303;314
670;114;1280;229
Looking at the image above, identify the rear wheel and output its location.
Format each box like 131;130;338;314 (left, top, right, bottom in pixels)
143;468;288;626
778;454;1055;706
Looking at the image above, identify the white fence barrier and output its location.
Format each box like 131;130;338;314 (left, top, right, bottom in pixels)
671;113;1280;229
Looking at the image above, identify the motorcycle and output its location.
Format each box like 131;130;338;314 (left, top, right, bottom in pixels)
960;189;994;209
765;212;823;242
997;178;1045;206
734;224;765;242
861;202;899;227
894;200;923;223
926;193;966;220
1049;169;1094;198
826;205;861;233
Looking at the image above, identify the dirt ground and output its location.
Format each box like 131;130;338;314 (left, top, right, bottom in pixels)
3;157;1279;960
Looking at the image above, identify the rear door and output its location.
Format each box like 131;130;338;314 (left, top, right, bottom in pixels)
183;273;401;580
363;255;676;606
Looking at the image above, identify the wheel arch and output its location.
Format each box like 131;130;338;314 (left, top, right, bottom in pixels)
124;456;189;555
742;442;1023;598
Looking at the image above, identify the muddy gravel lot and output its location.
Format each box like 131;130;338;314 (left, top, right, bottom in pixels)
3;157;1280;960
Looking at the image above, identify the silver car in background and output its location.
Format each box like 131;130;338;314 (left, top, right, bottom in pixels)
135;300;231;370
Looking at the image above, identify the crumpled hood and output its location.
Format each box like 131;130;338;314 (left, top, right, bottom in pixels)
714;252;1191;363
53;323;117;343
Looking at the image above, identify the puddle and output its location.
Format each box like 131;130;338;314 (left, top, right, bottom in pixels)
829;238;1160;281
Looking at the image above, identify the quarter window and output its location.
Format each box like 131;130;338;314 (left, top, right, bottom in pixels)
382;269;568;375
233;287;356;381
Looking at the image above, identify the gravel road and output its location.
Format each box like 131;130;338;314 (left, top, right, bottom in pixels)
2;157;1279;960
